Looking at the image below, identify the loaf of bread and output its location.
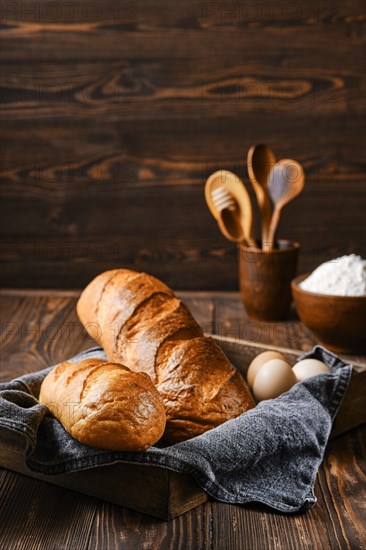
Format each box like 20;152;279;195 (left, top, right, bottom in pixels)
77;269;255;443
39;358;166;451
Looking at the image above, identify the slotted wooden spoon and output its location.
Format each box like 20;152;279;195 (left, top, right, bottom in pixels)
205;170;256;247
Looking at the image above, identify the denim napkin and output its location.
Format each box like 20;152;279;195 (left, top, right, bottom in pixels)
0;345;351;513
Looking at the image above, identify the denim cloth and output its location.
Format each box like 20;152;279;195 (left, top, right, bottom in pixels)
0;345;351;513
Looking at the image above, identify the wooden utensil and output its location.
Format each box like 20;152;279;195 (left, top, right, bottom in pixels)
247;144;275;244
267;159;305;249
205;170;256;247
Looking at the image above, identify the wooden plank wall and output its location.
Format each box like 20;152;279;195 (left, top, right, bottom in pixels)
1;0;365;289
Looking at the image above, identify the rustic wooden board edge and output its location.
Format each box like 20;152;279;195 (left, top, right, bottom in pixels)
211;334;366;438
0;426;207;520
211;334;366;369
168;468;209;519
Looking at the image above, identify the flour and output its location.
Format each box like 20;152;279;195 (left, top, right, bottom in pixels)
300;254;366;296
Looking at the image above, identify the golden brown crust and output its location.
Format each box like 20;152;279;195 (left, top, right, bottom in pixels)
77;270;255;443
39;358;166;451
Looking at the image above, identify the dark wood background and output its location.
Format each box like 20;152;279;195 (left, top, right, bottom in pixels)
1;0;365;290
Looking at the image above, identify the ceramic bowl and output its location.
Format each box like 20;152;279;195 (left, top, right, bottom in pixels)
291;274;366;353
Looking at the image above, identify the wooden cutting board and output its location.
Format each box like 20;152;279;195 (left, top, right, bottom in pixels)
1;336;365;519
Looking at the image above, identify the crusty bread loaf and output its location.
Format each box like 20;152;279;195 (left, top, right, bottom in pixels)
77;269;255;443
39;358;166;451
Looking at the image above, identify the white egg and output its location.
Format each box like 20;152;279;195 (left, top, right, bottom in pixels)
247;350;285;388
293;359;330;381
253;359;297;401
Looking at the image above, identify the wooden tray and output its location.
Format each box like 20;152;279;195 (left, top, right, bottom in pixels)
1;336;365;520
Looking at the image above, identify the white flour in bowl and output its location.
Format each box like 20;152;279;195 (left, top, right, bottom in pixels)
300;254;366;296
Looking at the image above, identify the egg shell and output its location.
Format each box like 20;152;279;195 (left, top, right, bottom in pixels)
252;359;297;401
247;350;285;388
292;359;330;381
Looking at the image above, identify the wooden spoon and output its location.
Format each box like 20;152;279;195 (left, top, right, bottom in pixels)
205;170;257;247
267;159;305;250
247;144;276;244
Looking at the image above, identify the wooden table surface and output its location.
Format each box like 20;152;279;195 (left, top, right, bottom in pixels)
1;289;365;550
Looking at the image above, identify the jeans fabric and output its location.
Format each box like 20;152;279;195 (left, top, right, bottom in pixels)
0;345;351;512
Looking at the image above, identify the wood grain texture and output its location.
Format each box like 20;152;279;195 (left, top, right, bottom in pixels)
1;0;365;289
0;290;365;549
0;426;209;520
0;469;97;550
